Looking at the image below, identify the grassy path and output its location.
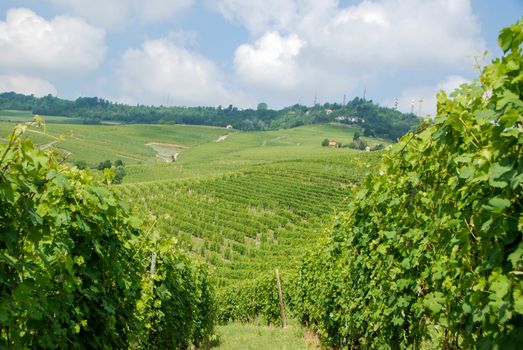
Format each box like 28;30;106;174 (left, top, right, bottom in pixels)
212;321;319;350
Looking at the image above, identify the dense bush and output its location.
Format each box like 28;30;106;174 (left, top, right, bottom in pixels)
0;125;214;348
295;20;523;349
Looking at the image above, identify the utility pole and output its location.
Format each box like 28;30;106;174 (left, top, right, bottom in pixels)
410;99;415;114
313;94;317;106
363;87;366;101
418;98;424;117
343;94;346;106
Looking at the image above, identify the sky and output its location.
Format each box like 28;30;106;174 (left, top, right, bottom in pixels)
0;0;521;116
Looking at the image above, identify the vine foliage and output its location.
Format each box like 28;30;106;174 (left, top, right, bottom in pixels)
0;124;214;348
295;20;523;349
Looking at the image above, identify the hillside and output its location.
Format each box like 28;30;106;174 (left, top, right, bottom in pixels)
0;119;382;280
0;117;383;182
0;93;419;137
6;22;521;347
118;155;378;286
0;112;384;345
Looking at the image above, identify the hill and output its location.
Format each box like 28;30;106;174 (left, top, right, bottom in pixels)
0;117;384;182
0;114;384;330
119;155;378;285
0;92;419;138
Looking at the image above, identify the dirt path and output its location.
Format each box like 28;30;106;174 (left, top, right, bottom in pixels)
146;141;189;149
216;134;232;143
115;153;144;162
38;140;59;150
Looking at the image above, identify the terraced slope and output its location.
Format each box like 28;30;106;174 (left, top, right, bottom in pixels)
118;154;379;287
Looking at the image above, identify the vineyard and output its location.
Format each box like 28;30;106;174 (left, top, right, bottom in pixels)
0;126;213;348
118;154;380;322
0;113;382;346
1;19;520;350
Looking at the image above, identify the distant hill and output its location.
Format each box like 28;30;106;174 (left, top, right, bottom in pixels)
0;92;419;140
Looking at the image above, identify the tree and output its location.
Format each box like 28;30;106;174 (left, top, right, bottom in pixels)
257;102;268;110
97;159;112;170
321;138;330;147
353;132;360;141
74;160;88;169
115;159;124;167
363;127;374;137
114;165;126;184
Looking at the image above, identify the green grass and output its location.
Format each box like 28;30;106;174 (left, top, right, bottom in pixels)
0;110;74;123
0;117;386;182
0;121;227;166
213;321;317;350
125;123;384;182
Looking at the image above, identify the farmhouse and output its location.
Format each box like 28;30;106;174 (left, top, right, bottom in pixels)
329;140;339;148
225;124;233;129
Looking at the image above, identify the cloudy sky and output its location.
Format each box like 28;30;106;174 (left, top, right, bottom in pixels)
0;0;521;115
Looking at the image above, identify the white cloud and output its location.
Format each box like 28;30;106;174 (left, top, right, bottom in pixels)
209;0;297;35
0;74;57;96
317;0;482;70
395;75;470;117
213;0;484;107
49;0;193;29
117;37;246;107
0;8;106;77
234;32;305;91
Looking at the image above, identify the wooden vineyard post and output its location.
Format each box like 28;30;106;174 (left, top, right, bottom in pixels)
275;268;286;328
150;252;157;280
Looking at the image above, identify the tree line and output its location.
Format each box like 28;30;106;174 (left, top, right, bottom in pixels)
0;92;419;140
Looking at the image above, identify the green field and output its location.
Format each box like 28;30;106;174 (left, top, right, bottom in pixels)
0;109;77;123
0;113;384;182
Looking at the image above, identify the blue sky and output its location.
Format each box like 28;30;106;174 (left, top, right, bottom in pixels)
0;0;521;115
